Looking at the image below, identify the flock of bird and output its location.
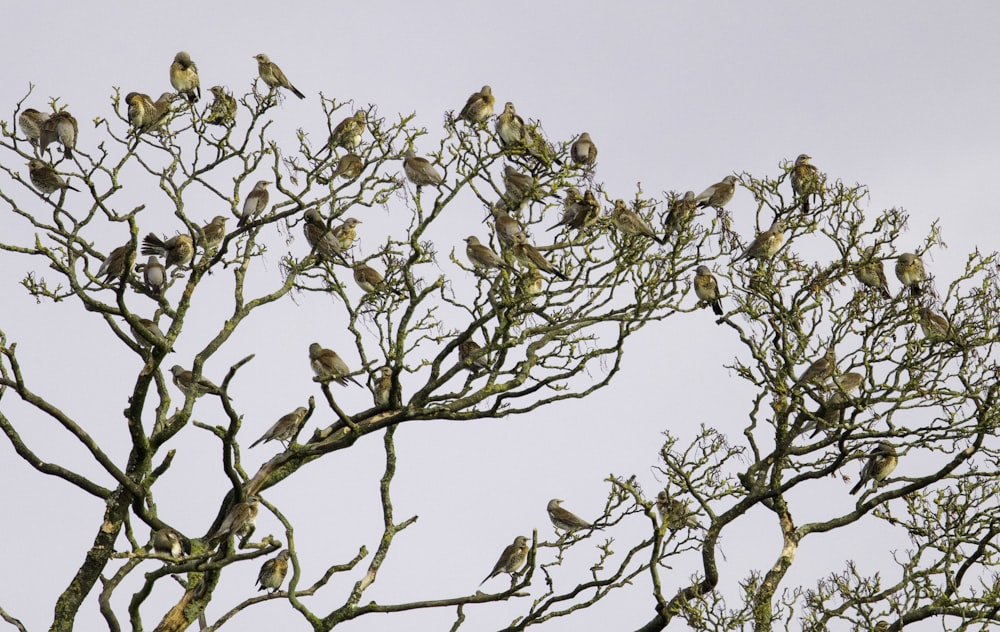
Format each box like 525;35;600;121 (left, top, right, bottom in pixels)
14;50;946;594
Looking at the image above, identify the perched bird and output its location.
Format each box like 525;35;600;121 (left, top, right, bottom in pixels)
490;201;526;247
19;108;50;147
547;499;591;533
464;236;514;273
142;255;167;295
576;190;603;229
125;92;155;132
459;85;495;124
207;496;260;544
331;153;363;180
302;208;346;262
895;253;926;297
519;268;544;298
793;346;836;389
169;365;222;398
256;550;291;594
403;149;444;190
735;220;785;261
373;366;393;406
458;339;489;371
502;165;535;207
353;261;399;295
479;536;529;587
849;443;898;495
694;175;738;211
331;217;362;251
546;187;585;232
609;199;660;242
97;244;135;281
512;233;568;280
200;216;228;250
141;233;194;269
789;154;821;212
805;371;864;437
254;54;305;99
132;318;170;352
656;491;700;531
309;343;362;387
27;159;78;194
328;111;366;151
39;111;78;159
249;406;308;448
151;527;187;558
205;86;237;127
570;132;598;166
169;52;201;103
919;307;959;344
495;102;528;147
664;191;698;236
239;180;271;227
693;266;724;316
147;93;176;134
854;248;892;299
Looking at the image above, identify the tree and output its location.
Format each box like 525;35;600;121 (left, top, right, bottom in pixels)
1;76;998;632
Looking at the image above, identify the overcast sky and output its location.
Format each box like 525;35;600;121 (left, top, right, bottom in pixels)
2;2;998;630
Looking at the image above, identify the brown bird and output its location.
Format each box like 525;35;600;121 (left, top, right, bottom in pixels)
373;366;393;406
458;339;489;372
145;93;176;135
256;550;291;593
170;365;222;398
249;406;308;448
656;491;700;531
328;110;366;151
495;102;528;147
664;191;697;236
200;216;229;250
480;536;529;587
27;159;78;194
97;244;135;281
19;108;49;147
125;92;155;132
239;180;271;227
512;233;568;280
919;307;961;345
895;253;926;297
39;111;78;159
309;342;362;387
142;255;167;294
490;201;526;247
302;208;347;262
793;346;836;389
855;247;892;299
131;318;171;353
331;217;362;251
790;154;821;212
152;527;187;558
735;220;785;261
403;149;444;190
849;443;898;495
547;499;591;533
570;132;598;166
805;371;864;437
459;85;495;124
205;86;237;126
254;54;305;99
464;235;514;273
207;496;260;544
694;175;737;211
693;265;723;316
353;261;401;295
331;153;363;180
609;199;660;242
141;233;194;269
169;51;201;103
502;165;536;207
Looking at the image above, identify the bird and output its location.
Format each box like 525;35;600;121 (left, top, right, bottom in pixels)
39;111;78;159
459;85;495;125
805;371;864;437
793;346;836;389
254;54;305;99
302;208;346;262
495;102;528;148
207;495;260;544
547;187;594;232
789;154;821;212
200;216;228;250
239;180;271;227
609;199;660;242
205;86;237;127
694;175;737;211
490;201;526;247
19;108;49;147
547;499;591;533
151;527;187;558
479;535;529;587
735;220;785;261
512;233;568;280
145;93;177;135
895;253;926;297
125;92;155;132
249;406;308;448
403;149;444;190
309;343;362;387
855;248;892;299
97;244;135;281
664;191;698;236
142;255;167;294
331;153;363;180
328;110;366;151
570;132;598;166
331;217;362;251
519;268;544;299
693;266;724;316
849;443;898;495
169;52;200;103
256;550;291;594
353;261;399;295
464;236;514;273
373;366;393;406
141;233;194;269
919;307;960;344
458;339;489;371
502;165;535;207
132;318;170;352
656;491;700;530
169;365;222;398
27;159;78;194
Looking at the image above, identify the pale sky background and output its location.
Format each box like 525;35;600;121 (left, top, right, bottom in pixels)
2;2;999;631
